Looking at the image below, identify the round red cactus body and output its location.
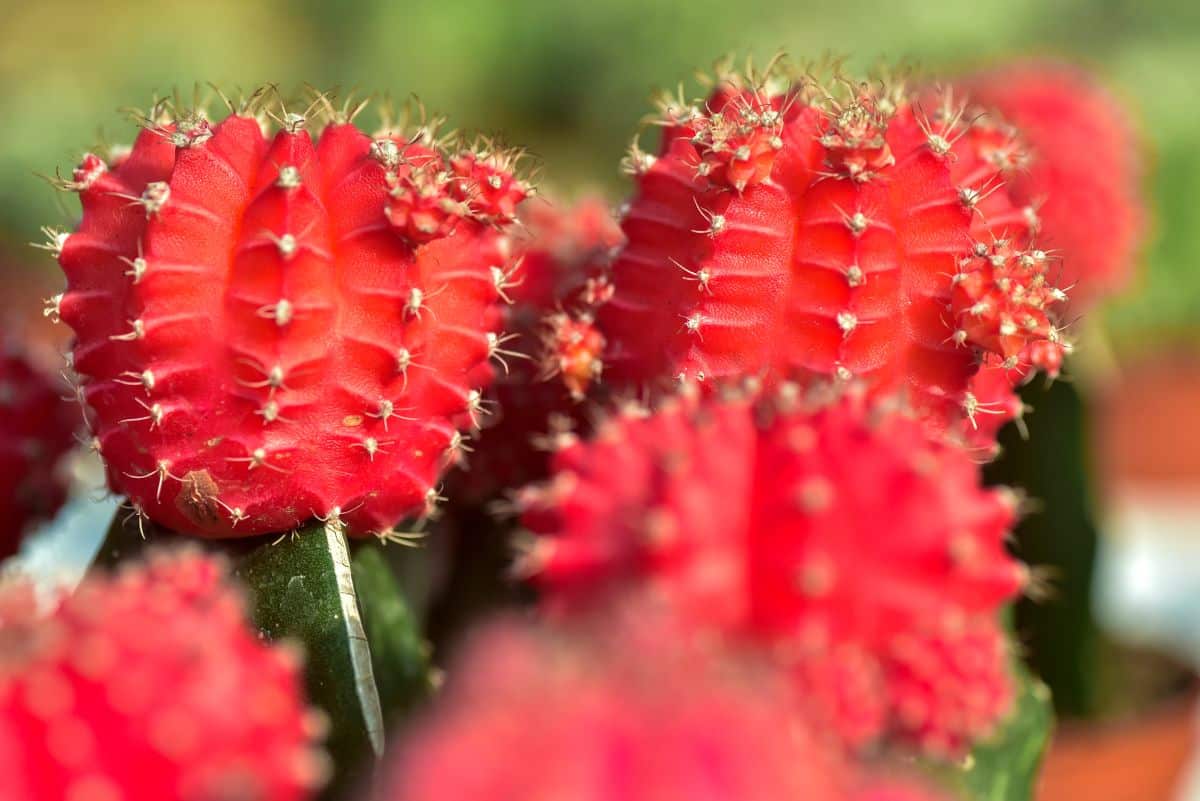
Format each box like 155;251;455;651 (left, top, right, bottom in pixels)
0;350;76;559
965;62;1144;310
598;65;1068;446
52;95;528;537
0;548;327;801
381;612;855;801
519;387;1026;754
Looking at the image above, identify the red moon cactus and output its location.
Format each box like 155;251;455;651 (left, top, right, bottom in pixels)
382;611;946;801
597;62;1068;451
50;92;528;537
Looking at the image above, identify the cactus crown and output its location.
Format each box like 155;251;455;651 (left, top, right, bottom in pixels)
47;87;531;538
597;57;1069;453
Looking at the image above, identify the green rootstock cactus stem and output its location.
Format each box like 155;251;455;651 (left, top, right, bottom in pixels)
985;379;1101;717
94;512;433;800
234;522;387;799
919;641;1054;801
959;660;1054;801
425;508;534;655
350;545;437;733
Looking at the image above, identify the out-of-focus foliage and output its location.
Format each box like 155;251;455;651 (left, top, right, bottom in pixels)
0;0;1195;341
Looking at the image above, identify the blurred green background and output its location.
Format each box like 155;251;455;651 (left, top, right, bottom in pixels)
0;0;1197;345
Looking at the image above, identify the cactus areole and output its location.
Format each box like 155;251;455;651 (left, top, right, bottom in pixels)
51;91;529;537
601;61;1070;447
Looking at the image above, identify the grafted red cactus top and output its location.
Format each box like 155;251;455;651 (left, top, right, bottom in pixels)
0;548;326;801
0;350;76;558
51;92;529;537
600;62;1069;442
518;386;1027;755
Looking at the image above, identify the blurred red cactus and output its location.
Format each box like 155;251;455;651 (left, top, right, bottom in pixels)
518;385;1025;755
0;548;327;801
51;92;528;537
381;610;946;801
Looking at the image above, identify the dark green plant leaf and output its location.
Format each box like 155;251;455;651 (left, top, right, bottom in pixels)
93;512;434;800
426;507;532;654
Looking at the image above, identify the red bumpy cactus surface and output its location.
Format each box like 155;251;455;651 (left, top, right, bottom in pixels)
965;62;1144;310
519;386;1026;755
50;92;528;537
0;350;76;559
459;196;622;500
598;61;1069;448
382;611;944;801
0;548;327;801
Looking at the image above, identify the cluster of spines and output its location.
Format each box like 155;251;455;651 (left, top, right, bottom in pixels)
671;65;788;191
44;88;530;537
382;126;531;243
533;311;600;400
596;60;1070;453
514;198;620;401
